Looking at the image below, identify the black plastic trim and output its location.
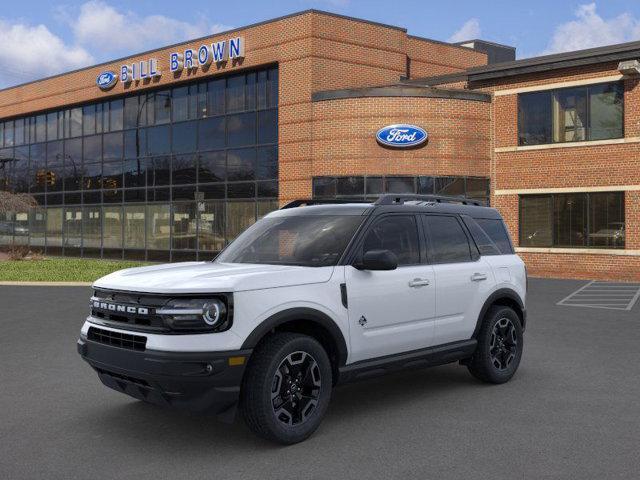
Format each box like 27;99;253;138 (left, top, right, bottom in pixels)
338;339;477;383
472;288;526;338
240;307;349;367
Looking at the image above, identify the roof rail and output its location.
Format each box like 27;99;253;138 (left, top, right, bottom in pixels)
374;194;482;206
280;199;372;209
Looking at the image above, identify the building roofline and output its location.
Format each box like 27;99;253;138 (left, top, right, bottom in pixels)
453;39;516;51
0;9;407;94
467;40;640;81
401;71;469;86
406;34;481;53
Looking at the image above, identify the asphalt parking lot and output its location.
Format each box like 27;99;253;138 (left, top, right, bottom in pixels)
1;278;640;479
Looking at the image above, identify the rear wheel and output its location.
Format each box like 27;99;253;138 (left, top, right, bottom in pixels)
467;306;523;384
240;332;332;444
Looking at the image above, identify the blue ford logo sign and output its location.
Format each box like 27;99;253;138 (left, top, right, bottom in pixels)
96;71;118;90
376;124;428;148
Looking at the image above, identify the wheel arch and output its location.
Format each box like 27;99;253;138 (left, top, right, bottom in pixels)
472;288;526;338
241;307;349;381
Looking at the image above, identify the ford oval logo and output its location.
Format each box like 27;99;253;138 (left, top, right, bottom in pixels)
96;71;118;90
376;124;428;148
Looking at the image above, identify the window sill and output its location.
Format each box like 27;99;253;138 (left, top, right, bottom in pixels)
495;137;639;153
515;247;639;256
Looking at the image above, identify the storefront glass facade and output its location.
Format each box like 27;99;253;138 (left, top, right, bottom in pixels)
0;66;279;261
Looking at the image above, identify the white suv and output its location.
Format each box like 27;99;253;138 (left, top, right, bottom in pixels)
78;194;527;444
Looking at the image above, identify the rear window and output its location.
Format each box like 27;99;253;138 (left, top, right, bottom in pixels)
463;216;513;255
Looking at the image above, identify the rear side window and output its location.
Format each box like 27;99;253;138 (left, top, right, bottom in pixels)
462;216;501;256
475;218;514;254
423;215;472;264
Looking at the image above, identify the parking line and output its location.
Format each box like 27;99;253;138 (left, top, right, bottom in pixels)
557;281;640;311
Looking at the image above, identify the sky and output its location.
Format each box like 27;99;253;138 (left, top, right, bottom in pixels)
2;0;640;88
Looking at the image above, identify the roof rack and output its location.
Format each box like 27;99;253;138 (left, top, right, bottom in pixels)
280;199;372;209
374;194;482;206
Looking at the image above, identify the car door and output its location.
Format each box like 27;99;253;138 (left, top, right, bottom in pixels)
422;214;494;345
345;214;436;363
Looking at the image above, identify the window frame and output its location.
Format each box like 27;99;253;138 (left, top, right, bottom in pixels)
517;81;624;146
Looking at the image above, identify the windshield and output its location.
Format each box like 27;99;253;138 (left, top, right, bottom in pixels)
216;215;364;267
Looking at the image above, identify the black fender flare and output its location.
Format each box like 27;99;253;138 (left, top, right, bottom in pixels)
241;307;349;367
472;288;526;338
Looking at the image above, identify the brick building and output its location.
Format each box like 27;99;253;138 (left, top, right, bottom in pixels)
0;9;637;280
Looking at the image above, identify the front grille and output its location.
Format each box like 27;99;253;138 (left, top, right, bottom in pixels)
90;289;168;331
88;326;147;351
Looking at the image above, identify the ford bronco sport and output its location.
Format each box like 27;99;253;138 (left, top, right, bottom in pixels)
78;194;527;444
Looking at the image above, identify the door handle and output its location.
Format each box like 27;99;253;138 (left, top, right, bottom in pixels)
408;278;430;288
471;273;488;282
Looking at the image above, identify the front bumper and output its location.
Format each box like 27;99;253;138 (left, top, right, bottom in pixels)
77;337;251;418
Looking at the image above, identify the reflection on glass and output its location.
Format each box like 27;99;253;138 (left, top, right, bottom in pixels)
147;204;170;250
198;201;225;252
227;201;256;241
83;206;101;249
125;205;145;249
46;207;63;247
103;206;122;248
172;202;196;250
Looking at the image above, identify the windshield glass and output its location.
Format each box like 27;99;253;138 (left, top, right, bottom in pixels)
216;215;364;266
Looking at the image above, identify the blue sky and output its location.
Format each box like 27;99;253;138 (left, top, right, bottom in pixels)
2;0;640;88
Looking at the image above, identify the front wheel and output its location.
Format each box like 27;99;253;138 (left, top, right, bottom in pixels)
467;306;523;384
240;333;332;444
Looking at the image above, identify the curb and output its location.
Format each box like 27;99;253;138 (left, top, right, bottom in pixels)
0;281;93;286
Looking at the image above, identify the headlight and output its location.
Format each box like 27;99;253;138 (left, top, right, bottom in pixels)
157;297;230;332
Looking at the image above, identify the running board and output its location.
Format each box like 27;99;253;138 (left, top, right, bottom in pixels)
337;339;477;384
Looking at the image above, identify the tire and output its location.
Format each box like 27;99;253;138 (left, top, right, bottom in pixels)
240;332;333;444
467;306;523;384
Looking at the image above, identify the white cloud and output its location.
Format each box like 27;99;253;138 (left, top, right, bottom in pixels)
542;3;640;54
448;18;481;43
0;20;93;88
71;1;232;55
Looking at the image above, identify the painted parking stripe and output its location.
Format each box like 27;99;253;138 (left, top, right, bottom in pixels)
557;281;640;311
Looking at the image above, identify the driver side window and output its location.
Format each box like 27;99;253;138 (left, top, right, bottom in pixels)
361;215;420;266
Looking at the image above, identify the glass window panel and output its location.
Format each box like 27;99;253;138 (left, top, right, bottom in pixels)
554;193;587;247
199;183;225;199
518;91;552;145
124;96;139;129
227;112;256;147
257;70;268;110
154;91;171;124
257;180;278;198
198;201;226;252
83;191;101;204
172;153;197;185
0;122;4;147
228;182;255;198
102;160;122;190
423;215;472;264
14;118;25;146
466;177;490;199
147;125;171;155
103;206;123;248
82;206;101;249
246;72;256;110
172;202;196;250
64;191;81;204
257;109;277;144
589;83;623;141
226;201;256;241
124;128;146;158
46;113;58;141
83;162;102;190
258;200;279;218
103;132;123;160
173;185;196;200
198;117;225;150
475;218;513;254
11;211;28;246
63;207;82;248
124;205;145;249
227;148;255;181
172;86;189;122
46;207;63;247
588;192;625;248
198;150;226;183
256;146;277;180
47;193;63;205
197;83;207;119
63;138;82;192
124;189;146;203
519;195;553;247
151;155;171;186
29;144;47;193
70;108;82;137
83;135;102;163
552;88;588;143
268;68;279;108
207;79;225;116
13;146;29;193
148;187;170;202
313;177;336;198
365;177;384;196
96;102;105;133
109;99;123;131
227;75;245;113
83;105;96;135
29;207;46;247
386;177;414;194
172;120;197;153
0;212;13;246
4;121;14;146
417;176;434;195
44;142;63;193
35;115;46;143
435;177;464;196
336;177;364;197
123;158;147;187
363;216;420;265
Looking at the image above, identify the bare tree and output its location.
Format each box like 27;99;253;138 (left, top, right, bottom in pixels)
0;191;37;215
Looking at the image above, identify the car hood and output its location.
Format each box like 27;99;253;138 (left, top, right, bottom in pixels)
93;262;335;294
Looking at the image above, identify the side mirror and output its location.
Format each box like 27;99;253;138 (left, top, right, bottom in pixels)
356;249;398;271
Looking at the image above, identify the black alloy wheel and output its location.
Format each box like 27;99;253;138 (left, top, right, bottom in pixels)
489;317;518;371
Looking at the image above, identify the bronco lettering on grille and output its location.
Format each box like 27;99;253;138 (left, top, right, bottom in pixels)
92;301;149;315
